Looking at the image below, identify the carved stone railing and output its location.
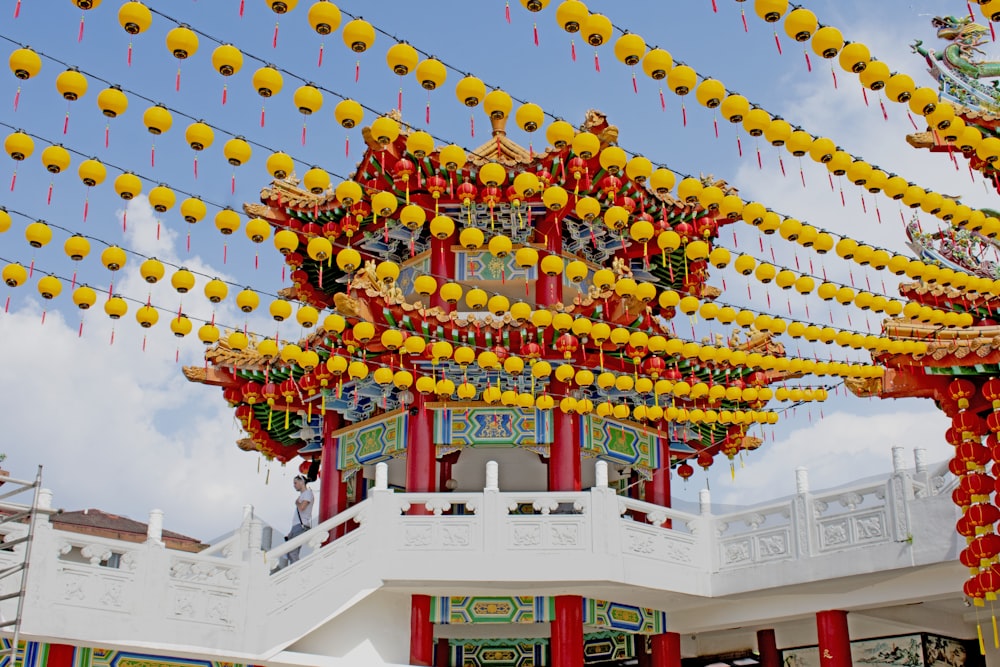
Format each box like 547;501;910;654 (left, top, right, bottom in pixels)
12;448;958;660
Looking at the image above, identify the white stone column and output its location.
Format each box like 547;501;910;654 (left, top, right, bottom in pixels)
374;462;389;490
699;489;711;516
594;461;608;489
792;467;813;557
795;467;809;495
146;509;164;545
891;446;906;474
485;460;499;492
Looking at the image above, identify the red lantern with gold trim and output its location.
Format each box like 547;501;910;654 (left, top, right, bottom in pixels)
950;378;976;409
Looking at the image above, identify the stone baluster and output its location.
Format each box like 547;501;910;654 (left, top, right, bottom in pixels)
485;460;499;492
146;509;164;546
594;461;608;489
791;466;814;557
888;446;914;542
374;461;389;491
913;448;931;496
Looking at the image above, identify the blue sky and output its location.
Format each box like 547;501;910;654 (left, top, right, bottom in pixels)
0;1;985;537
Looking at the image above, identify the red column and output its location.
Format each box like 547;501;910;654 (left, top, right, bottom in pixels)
429;234;456;312
548;389;580;491
406;392;437;496
410;594;434;666
758;629;780;667
319;412;348;524
551;595;583;667
649;632;681;667
435;637;450;666
45;644;75;667
816;610;852;667
535;212;563;306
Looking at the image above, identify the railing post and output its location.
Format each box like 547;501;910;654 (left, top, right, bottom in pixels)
590;462;620;557
375;461;389;491
888;446;914;542
791;467;814;557
595;461;608;489
913;448;931;496
694;488;716;571
146;509;164;546
483;461;499;554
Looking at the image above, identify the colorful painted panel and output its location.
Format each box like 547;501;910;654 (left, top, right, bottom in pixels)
337;412;408;470
431;596;548;624
583;599;667;635
433;597;666;635
434;408;552;447
0;642;254;667
396;255;431;298
456;250;536;283
448;632;636;667
781;633;978;667
580;415;659;469
451;639;546;667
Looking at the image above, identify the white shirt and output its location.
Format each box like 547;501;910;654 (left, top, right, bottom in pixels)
293;488;314;528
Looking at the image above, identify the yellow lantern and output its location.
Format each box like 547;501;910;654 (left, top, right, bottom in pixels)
212;44;243;77
303;167;330;194
252;66;283;97
9;48;41;80
215;208;240;235
811;26;843;58
100;246;127;271
64;235;90;261
784;8;817;41
484;89;513;120
308;1;342;34
555;0;588;33
885;72;915;103
839;41;871;73
139;257;164;283
336;247;362;272
455;76;486;107
642;48;672;80
25;220;52;248
515;103;545;132
185;121;214;151
143;104;172;135
334;99;363;129
114;172;142;200
40;144;71;174
415;58;447;90
371;116;401;146
386;42;419;75
859;60;890;91
754;0;788;22
342;18;375;52
55;69;88;101
696;79;726;108
720;94;750;123
667;65;696;95
582;13;612;46
293;84;323;115
118;2;152;34
97;86;128;118
78;158;105;187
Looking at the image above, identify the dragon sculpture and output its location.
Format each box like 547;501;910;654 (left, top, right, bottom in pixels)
913;15;1000;112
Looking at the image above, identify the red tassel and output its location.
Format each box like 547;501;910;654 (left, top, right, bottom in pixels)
571;40;576;62
83;197;89;222
223;243;227;264
302;123;307;146
47;183;53;205
991;21;996;42
239;0;245;17
756;147;762;169
78;16;84;42
659;88;666;111
273;22;279;48
533;23;539;46
711;0;717;11
804;51;812;72
231;173;236;194
471;115;475;137
261;106;266;127
594;51;601;72
41;310;46;325
156;221;161;240
151;144;155;167
827;173;834;192
63;114;69;135
737;136;743;157
714;117;719;139
4;297;8;313
398;88;403;112
13;87;19;112
175;67;181;92
774;32;782;55
879;98;888;121
505;1;510;22
105;124;109;148
839;188;845;207
831;67;838;89
127;42;133;66
194;156;199;178
255;253;259;270
682;104;687;127
186;232;190;252
862;88;869;106
122;210;127;231
14;0;20;18
875;204;882;224
969;1;976;20
799;166;806;188
632;72;638;94
318;43;324;67
426;102;431;124
355;60;360;83
779;156;786;176
345;136;350;157
222;84;228;105
741;9;748;32
860;195;866;213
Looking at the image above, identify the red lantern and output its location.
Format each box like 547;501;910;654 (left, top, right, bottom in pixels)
235;404;254;429
492;344;509;363
567;157;589;191
481;185;503;207
674;221;695;241
286;251;305;269
299;371;320;398
957;514;977;538
949;457;967;477
536;169;553;188
960;547;981;570
456;181;478;207
555;333;580;360
262;382;280;407
953;486;972;508
970;533;1000;562
984;378;1000;410
520;341;543;360
988;412;1000;434
694;216;717;239
323;221;340;240
599;175;622;199
965;502;1000;527
961;473;995;497
696;450;714;470
301;222;322;237
945;427;964;447
676;462;694;480
298;459;314;476
949;378;976;409
394;158;416;200
313;361;334;388
964;575;985;602
242;381;263;405
979;565;1000;600
954;411;986;438
958;442;991;470
644;356;667;379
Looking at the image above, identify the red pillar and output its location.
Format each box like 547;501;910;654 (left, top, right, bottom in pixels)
758;629;780;667
429;234;456;312
319;412;348;525
548;392;580;491
410;593;434;666
535;212;563;306
406;392;437;497
435;637;450;666
551;595;583;667
816;610;852;667
649;632;681;667
45;644;75;667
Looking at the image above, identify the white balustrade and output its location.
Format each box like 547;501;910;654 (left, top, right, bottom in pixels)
10;456;959;660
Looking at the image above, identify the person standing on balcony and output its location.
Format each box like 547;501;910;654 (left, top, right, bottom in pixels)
286;475;314;564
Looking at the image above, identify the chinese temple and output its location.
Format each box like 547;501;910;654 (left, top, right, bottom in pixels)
4;1;1000;667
